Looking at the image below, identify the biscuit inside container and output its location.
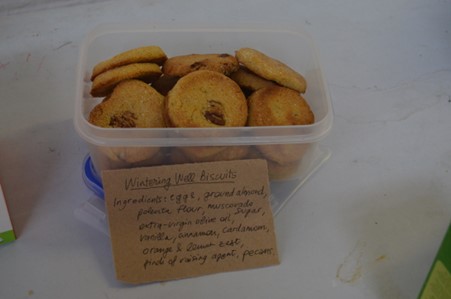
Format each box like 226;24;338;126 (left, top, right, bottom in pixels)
74;23;333;216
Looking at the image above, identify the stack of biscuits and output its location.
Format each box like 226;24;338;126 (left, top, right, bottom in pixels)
88;45;314;180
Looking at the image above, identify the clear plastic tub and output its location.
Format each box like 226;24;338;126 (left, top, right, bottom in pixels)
74;24;333;214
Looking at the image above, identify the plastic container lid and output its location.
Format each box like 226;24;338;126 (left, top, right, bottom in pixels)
82;155;104;199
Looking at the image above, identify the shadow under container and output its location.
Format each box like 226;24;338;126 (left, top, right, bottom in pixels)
74;24;333;215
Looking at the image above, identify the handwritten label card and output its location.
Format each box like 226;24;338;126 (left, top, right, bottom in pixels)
102;159;279;284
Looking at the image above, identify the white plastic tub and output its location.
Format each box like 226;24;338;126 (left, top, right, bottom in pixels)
74;23;333;214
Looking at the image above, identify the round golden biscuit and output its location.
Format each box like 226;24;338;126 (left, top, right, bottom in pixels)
89;80;165;165
257;143;311;165
212;146;250;161
266;158;302;180
247;85;314;165
179;146;225;162
165;70;248;128
93;146;166;170
102;147;163;165
163;53;239;77
180;145;250;163
91;45;167;80
246;147;302;180
247;86;314;127
90;63;162;97
235;47;307;93
89;79;165;128
230;67;276;92
169;148;191;165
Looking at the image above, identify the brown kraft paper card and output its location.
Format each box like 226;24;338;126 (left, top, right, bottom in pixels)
102;159;279;284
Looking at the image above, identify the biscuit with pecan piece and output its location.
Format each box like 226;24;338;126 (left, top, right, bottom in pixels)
165;70;247;128
89;79;166;164
89;79;165;128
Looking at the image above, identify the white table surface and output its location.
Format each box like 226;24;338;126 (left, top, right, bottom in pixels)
1;0;450;298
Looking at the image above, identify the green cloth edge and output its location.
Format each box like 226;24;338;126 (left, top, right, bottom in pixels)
0;230;16;244
418;222;451;299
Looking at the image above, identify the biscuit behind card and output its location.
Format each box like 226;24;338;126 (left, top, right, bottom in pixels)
0;184;16;244
102;159;279;284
